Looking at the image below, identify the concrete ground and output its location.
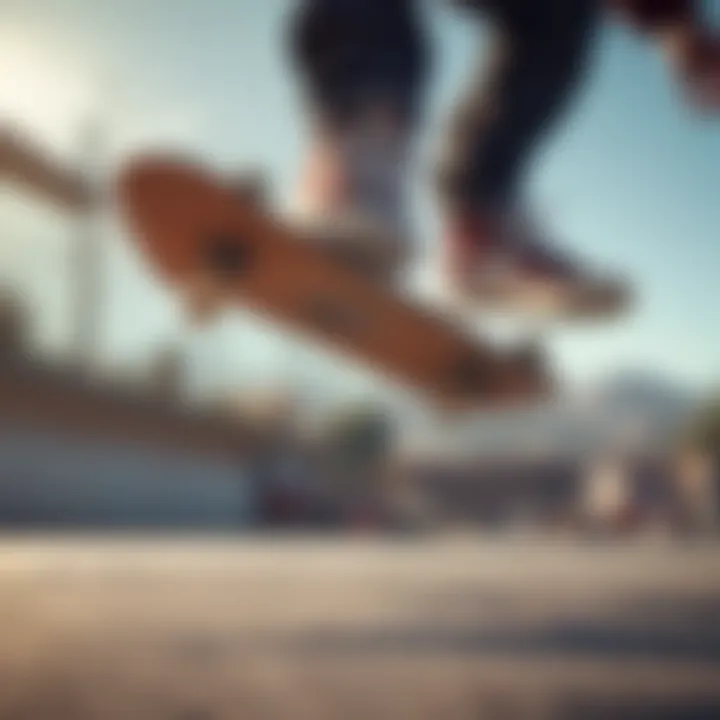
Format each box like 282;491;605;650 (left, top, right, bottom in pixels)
0;535;719;719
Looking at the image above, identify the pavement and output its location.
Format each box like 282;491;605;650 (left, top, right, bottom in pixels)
0;535;719;719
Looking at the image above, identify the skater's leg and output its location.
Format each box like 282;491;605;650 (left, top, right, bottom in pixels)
288;0;430;272
439;0;601;212
289;0;428;132
439;0;628;317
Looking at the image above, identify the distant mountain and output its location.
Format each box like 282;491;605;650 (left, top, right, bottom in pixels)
584;370;694;417
581;370;695;446
402;370;698;461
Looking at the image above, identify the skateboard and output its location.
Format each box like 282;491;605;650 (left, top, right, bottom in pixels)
118;155;552;410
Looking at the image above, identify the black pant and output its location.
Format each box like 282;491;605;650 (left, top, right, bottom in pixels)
289;0;600;211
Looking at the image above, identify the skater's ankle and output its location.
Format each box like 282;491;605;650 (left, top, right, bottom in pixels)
295;119;412;237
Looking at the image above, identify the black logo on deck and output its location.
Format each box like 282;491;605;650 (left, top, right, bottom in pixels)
204;234;254;280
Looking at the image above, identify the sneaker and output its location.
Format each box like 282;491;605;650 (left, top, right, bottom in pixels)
445;209;630;319
289;116;413;284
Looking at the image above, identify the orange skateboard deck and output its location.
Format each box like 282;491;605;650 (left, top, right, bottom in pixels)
118;156;551;410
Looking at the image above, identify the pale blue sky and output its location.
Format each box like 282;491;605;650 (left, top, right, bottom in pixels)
1;0;718;403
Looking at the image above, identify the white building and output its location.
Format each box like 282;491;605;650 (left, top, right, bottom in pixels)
0;353;258;528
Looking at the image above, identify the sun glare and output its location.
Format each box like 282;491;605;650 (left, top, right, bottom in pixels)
0;27;95;152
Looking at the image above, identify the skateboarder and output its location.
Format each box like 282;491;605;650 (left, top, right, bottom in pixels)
288;0;720;316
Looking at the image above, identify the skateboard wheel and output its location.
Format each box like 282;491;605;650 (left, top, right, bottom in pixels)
204;235;254;281
508;342;552;399
513;340;544;373
445;353;492;395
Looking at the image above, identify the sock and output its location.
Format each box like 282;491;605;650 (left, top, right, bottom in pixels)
292;110;411;242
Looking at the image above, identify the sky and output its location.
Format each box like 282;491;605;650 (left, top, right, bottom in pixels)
1;0;719;409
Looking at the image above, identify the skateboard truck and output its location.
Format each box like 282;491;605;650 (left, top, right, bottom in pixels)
442;339;551;408
444;352;496;396
504;342;553;401
182;234;256;326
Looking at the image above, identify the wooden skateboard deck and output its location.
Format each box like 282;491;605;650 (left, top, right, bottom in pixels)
118;156;551;410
